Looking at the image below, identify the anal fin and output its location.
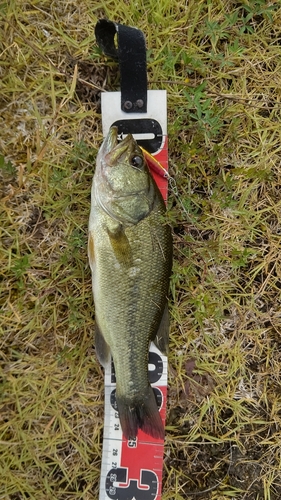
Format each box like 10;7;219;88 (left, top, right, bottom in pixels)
95;321;111;368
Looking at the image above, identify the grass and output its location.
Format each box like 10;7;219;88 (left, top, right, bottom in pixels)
1;0;281;498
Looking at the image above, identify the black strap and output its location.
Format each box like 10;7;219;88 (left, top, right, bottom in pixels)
95;19;147;113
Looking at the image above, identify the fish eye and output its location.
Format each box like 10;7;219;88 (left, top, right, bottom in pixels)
130;155;143;169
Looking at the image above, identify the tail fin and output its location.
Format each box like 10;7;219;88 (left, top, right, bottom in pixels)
117;386;164;440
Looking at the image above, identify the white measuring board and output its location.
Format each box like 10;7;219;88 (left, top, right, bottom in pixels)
99;90;169;500
99;344;167;500
101;90;168;202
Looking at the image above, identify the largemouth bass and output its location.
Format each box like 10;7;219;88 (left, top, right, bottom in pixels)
88;127;172;440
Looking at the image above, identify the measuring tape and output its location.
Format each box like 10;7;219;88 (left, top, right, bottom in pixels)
100;343;167;500
98;89;169;500
94;21;169;499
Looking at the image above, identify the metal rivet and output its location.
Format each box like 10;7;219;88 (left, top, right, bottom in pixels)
136;99;144;108
124;100;132;110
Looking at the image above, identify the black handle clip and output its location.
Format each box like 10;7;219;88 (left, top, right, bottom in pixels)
95;19;147;113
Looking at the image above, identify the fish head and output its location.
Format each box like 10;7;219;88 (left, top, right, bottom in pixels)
94;127;156;225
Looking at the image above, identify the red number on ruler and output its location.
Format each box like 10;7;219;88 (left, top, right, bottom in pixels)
106;468;158;499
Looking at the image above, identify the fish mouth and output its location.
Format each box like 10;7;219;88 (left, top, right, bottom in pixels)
101;127;138;166
101;126;118;155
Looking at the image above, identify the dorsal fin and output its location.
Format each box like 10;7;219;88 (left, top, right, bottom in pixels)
152;303;169;356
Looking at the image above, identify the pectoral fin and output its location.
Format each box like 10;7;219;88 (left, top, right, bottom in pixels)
95;321;111;367
152;303;169;356
107;224;132;266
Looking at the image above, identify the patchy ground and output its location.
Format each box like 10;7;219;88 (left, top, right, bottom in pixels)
1;1;281;499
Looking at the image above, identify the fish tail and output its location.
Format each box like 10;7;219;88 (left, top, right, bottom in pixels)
116;386;164;440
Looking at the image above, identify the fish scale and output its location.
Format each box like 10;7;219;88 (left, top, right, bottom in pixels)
92;209;169;401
